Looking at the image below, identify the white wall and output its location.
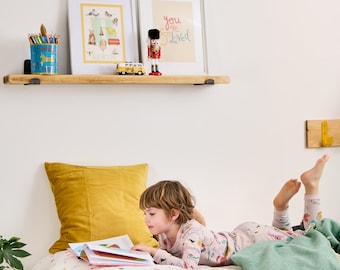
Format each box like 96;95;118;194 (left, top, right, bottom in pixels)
1;0;340;269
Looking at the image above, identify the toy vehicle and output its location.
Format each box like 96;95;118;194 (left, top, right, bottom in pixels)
116;62;145;75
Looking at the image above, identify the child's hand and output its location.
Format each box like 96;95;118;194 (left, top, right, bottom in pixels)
131;244;158;257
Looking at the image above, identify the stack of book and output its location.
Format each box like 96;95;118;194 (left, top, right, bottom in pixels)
68;235;154;266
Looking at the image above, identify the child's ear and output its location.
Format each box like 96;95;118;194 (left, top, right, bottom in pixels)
170;209;180;221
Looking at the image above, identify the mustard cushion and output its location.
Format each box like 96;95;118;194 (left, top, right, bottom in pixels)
45;162;158;253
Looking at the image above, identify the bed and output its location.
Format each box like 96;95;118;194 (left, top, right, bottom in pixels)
31;243;340;270
31;250;241;270
35;162;340;270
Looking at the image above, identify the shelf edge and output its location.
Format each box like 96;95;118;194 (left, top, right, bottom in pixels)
3;74;230;85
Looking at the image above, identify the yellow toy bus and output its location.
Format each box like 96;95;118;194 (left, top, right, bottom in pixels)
116;62;145;75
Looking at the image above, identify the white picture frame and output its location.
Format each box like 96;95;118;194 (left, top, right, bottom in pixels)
68;0;139;74
137;0;207;75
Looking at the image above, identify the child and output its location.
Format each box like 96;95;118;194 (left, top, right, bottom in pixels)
132;155;329;268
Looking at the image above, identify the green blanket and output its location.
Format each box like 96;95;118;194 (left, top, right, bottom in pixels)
231;218;340;270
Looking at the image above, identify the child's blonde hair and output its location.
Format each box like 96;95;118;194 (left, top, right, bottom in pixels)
139;180;195;225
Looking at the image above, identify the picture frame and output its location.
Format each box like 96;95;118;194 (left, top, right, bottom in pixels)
68;0;139;74
137;0;207;75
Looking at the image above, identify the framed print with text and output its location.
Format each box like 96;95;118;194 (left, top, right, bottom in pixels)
137;0;207;75
68;0;138;74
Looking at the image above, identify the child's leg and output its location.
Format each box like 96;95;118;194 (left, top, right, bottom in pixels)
300;154;329;229
273;179;301;230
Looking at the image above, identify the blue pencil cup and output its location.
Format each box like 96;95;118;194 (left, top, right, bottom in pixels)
30;44;58;74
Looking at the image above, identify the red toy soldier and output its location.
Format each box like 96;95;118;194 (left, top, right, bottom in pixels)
148;29;162;76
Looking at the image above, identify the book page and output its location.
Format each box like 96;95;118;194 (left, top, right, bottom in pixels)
68;234;133;257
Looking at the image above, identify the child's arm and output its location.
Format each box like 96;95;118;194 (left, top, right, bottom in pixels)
131;243;158;256
153;229;203;268
132;241;199;268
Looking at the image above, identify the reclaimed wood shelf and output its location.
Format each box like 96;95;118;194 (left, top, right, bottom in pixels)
306;119;340;148
3;74;230;85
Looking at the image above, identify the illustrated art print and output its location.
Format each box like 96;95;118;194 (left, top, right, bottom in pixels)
68;0;138;74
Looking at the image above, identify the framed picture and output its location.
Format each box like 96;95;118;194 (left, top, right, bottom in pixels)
68;0;139;74
137;0;207;75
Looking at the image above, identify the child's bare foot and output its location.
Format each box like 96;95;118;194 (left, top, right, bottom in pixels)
300;154;329;195
273;179;301;211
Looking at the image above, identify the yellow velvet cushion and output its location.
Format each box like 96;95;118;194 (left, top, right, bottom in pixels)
45;162;158;253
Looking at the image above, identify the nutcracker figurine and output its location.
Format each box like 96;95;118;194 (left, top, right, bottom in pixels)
148;29;162;76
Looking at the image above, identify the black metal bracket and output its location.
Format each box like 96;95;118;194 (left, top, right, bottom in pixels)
193;78;215;85
205;79;215;85
24;78;41;85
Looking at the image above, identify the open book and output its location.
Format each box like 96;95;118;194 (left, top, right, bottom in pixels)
68;235;154;266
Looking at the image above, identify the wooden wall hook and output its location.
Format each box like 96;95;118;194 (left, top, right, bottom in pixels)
321;121;333;147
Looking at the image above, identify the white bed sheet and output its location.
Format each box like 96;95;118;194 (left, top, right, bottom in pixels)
31;251;241;270
32;250;340;270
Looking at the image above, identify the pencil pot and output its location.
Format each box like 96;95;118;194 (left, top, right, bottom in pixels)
30;44;58;74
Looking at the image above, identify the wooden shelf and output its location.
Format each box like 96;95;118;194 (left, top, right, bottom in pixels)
3;74;230;85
